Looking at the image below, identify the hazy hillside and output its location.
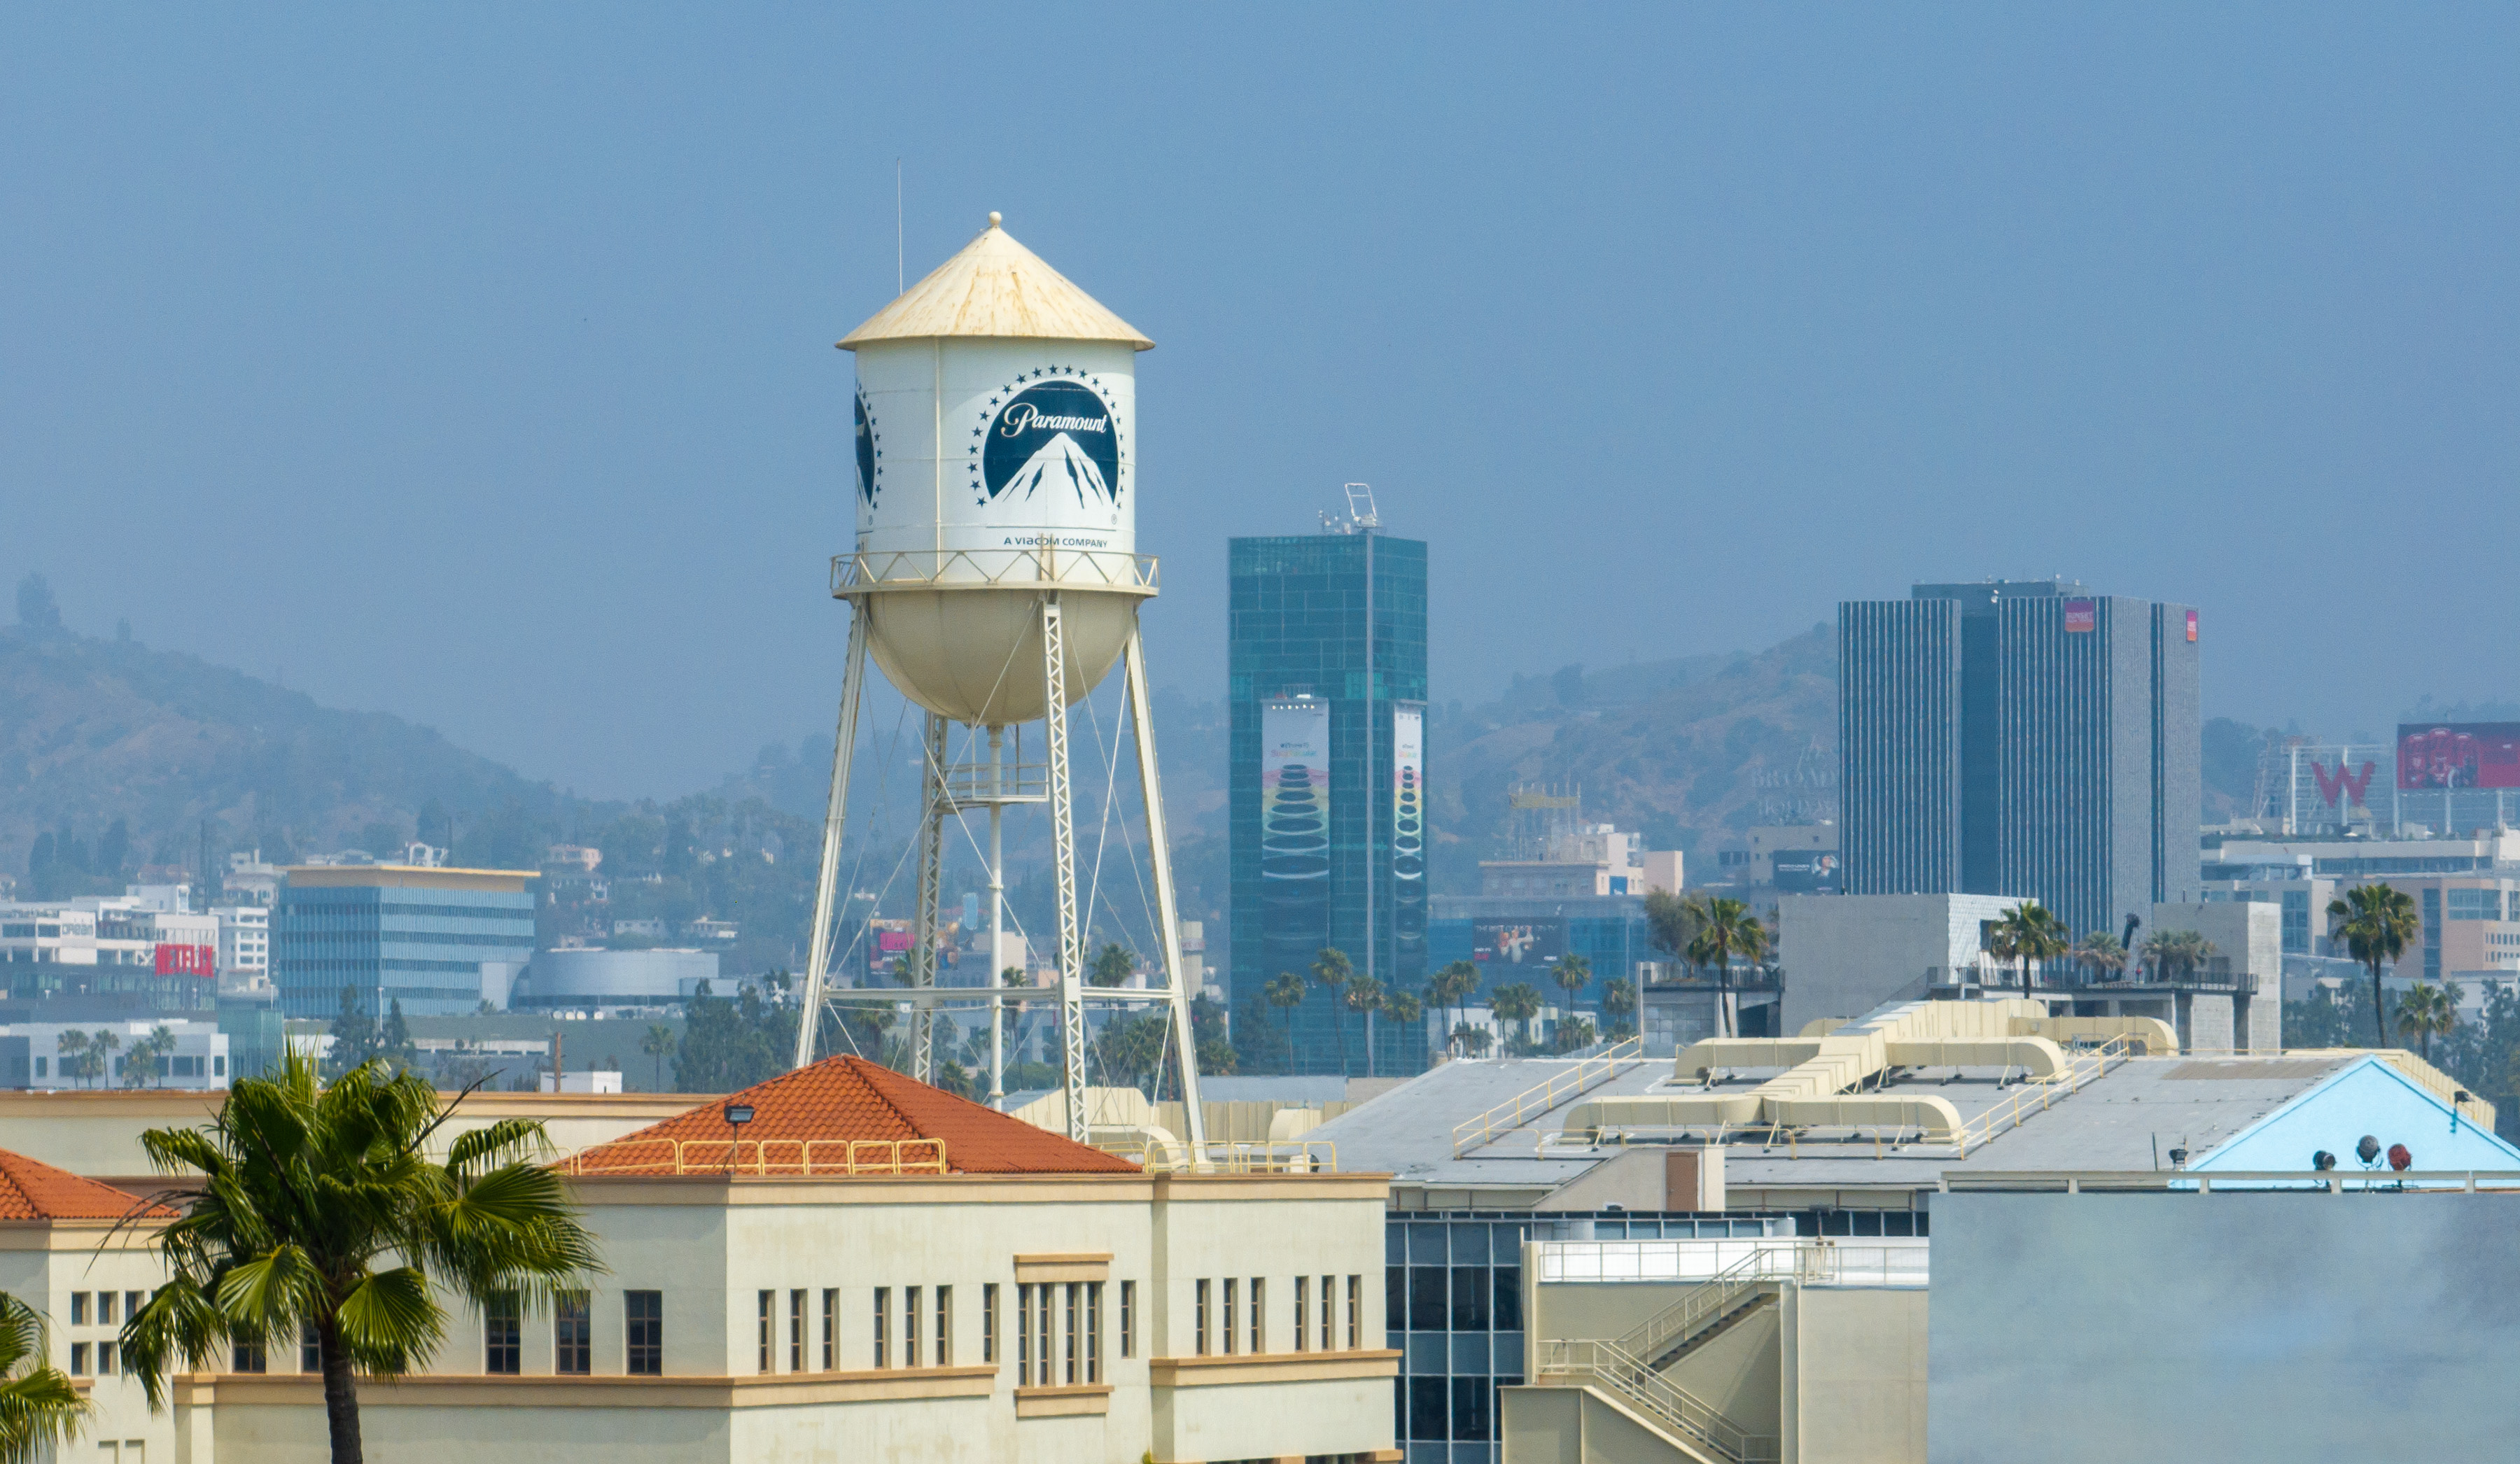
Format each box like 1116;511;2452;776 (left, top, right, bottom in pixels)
0;622;575;884
1427;626;1836;885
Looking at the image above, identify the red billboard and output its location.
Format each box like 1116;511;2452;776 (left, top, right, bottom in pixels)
2185;609;2198;642
154;943;216;977
2063;599;2095;633
2398;722;2520;790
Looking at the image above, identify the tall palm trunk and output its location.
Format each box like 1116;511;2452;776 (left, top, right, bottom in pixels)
320;1316;363;1464
2369;957;2386;1049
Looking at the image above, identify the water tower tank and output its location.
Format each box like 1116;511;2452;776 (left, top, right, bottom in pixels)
839;213;1156;726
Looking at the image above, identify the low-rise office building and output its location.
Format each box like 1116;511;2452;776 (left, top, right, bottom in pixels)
272;864;537;1018
1307;991;2498;1463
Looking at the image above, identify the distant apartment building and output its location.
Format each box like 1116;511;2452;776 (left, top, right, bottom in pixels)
1228;528;1429;1076
2204;831;2520;1007
215;904;270;983
272;864;537;1018
1839;579;2201;941
0;899;220;1020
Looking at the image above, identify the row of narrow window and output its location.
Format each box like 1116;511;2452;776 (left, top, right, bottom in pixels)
1195;1274;1365;1356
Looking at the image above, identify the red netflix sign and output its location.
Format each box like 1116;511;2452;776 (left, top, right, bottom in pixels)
154;943;216;978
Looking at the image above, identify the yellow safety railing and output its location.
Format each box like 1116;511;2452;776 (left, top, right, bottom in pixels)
1092;1139;1338;1175
1451;1036;1646;1158
1951;1036;2132;1154
559;1137;950;1177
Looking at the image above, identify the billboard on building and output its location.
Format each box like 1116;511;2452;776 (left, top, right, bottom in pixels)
1772;851;1841;894
1261;701;1333;970
2396;722;2520;790
1392;705;1425;959
153;944;215;978
2063;599;2096;633
1471;916;1565;967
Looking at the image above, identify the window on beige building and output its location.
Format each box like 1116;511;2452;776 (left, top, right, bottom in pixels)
935;1285;952;1366
757;1290;774;1373
1250;1278;1264;1353
790;1289;806;1371
873;1288;890;1369
625;1290;662;1376
1119;1280;1133;1359
1195;1279;1210;1356
906;1286;923;1369
556;1291;591;1376
983;1284;998;1365
821;1288;837;1370
1222;1279;1237;1356
1296;1276;1310;1351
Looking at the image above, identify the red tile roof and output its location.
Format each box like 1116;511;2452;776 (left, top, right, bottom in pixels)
0;1149;174;1220
566;1056;1140;1178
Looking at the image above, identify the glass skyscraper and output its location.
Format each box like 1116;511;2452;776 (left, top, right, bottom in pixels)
274;865;538;1019
1840;579;2202;940
1229;530;1428;1075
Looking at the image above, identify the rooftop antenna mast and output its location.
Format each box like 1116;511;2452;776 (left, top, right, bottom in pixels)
1320;481;1380;534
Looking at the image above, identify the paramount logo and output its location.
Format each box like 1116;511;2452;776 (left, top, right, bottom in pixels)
997;402;1107;436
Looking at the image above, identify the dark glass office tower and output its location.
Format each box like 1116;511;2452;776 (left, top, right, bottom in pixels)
1839;580;2200;941
1229;531;1428;1076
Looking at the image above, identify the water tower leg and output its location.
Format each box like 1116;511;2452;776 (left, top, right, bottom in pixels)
911;712;948;1083
793;607;870;1070
1041;594;1090;1143
987;726;1007;1109
1123;625;1208;1153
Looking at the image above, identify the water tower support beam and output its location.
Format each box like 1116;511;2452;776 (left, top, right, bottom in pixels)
910;712;948;1083
1042;593;1090;1142
1123;625;1208;1147
793;607;870;1070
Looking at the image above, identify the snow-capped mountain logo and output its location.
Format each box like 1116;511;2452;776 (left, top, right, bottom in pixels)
853;387;879;508
973;371;1124;507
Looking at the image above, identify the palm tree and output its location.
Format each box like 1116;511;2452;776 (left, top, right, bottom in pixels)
84;1029;121;1088
1343;976;1385;1077
1383;991;1424;1065
1686;898;1771;1034
1490;983;1543;1055
2395;980;2458;1061
2073;929;2127;985
1309;948;1355;1071
126;1026;178;1089
1553;1015;1597;1055
121;1051;603;1464
1088;941;1137;988
1451;1022;1493;1057
52;1032;86;1090
1600;977;1638;1039
2330;884;2420;1048
1428;961;1480;1055
0;1293;86;1462
1263;972;1308;1060
1987;902;2069;993
639;1025;676;1090
1550;954;1592;1022
2139;929;2217;984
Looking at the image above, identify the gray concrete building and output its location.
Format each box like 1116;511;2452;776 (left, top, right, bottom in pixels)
1839;579;2201;942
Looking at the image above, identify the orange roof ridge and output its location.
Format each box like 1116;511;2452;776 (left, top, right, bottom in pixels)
0;1148;175;1221
569;1055;1138;1177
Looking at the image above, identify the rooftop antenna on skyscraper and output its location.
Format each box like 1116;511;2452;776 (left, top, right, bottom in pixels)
1322;482;1380;533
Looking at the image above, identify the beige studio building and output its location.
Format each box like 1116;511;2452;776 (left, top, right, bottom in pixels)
61;1055;1398;1464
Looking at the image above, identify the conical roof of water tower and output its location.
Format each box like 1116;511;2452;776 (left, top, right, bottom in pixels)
838;212;1154;351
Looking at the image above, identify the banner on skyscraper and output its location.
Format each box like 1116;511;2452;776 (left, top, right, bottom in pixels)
1261;701;1331;880
2396;722;2520;790
1392;705;1425;959
1261;700;1332;971
2064;599;2096;633
1472;917;1565;966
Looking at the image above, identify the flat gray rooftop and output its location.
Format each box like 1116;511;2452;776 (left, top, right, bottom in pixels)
1317;1052;2358;1193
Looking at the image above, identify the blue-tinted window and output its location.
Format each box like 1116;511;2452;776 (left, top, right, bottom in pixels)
1409;1267;1447;1331
1409;1377;1449;1441
1491;1267;1521;1330
1452;1375;1493;1442
1449;1267;1490;1330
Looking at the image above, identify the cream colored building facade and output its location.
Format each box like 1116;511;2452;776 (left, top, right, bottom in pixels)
161;1169;1395;1463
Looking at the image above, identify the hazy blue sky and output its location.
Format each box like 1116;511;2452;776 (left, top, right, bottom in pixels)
6;6;2514;798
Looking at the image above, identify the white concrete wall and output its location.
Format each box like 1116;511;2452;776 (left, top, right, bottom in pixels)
1779;894;2026;1032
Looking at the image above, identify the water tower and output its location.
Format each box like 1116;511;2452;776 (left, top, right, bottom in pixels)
792;213;1207;1148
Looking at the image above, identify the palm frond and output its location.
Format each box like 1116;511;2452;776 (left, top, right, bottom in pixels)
333;1267;443;1377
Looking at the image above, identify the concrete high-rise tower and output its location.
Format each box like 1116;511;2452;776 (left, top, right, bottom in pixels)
1839;579;2200;941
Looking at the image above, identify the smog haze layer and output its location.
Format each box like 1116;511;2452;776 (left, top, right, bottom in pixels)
3;6;2514;797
